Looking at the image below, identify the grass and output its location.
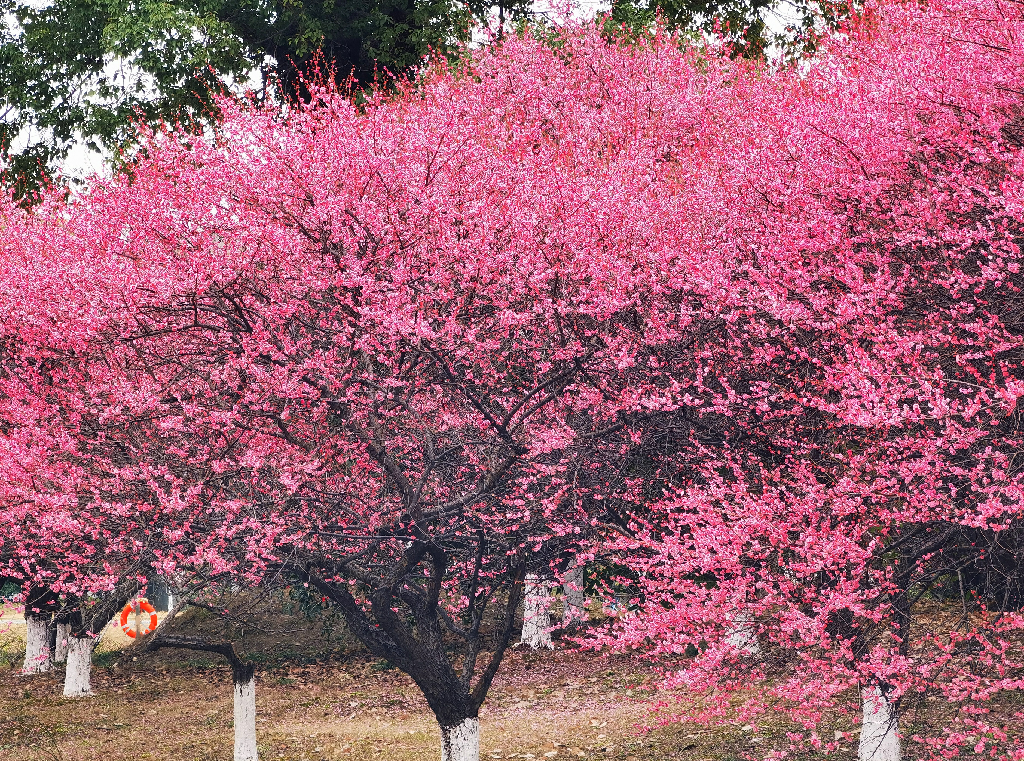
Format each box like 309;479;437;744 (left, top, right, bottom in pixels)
0;645;800;761
3;598;1021;760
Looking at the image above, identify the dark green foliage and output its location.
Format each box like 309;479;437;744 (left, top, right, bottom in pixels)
607;0;853;57
0;0;532;195
286;582;332;620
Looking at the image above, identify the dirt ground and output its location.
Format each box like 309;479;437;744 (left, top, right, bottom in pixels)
4;598;1013;761
0;643;807;761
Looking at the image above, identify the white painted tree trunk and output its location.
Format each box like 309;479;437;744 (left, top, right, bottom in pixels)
440;717;480;761
860;686;901;761
561;564;587;628
22;616;52;674
521;574;553;649
53;623;71;664
725;613;760;655
234;676;259;761
63;637;96;697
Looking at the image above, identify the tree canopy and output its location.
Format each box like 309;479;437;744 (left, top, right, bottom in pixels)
0;0;532;195
0;0;850;197
4;1;1024;760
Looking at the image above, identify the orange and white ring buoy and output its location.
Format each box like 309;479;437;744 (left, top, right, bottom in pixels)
119;599;158;638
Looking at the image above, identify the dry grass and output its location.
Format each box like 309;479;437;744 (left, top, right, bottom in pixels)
6;598;1019;760
0;644;781;761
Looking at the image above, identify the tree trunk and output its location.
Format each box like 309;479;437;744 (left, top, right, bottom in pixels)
146;634;259;760
53;622;71;664
146;576;174;611
440;717;480;761
724;613;760;655
23;615;52;674
234;673;259;761
63;636;96;697
561;564;587;629
859;686;900;761
521;574;553;649
293;564;526;761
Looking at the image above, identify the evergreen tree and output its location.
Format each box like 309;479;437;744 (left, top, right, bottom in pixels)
608;0;851;56
0;0;530;195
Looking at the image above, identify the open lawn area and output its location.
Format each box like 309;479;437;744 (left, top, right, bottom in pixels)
4;598;1017;761
0;647;789;761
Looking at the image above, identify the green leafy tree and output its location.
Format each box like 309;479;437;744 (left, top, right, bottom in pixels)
607;0;851;56
0;0;531;195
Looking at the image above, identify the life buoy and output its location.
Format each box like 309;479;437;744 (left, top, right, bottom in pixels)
118;599;158;638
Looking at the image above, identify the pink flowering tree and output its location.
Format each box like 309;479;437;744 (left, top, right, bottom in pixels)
0;357;151;690
5;2;1024;759
0;26;719;759
599;2;1024;759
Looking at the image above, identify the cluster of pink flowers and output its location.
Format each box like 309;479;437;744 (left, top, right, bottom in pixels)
2;0;1024;755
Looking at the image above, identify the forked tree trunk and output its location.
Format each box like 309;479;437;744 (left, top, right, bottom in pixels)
440;717;480;761
561;564;587;629
294;563;526;761
63;636;96;697
23;615;52;674
53;622;71;664
148;634;258;761
860;686;900;761
521;574;553;649
233;668;258;761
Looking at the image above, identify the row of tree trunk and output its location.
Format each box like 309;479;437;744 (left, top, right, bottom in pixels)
18;581;898;761
20;581;151;696
21;612;97;697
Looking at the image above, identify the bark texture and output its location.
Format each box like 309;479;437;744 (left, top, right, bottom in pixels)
561;564;587;630
440;717;480;761
521;574;553;649
234;676;259;761
62;636;96;697
23;615;51;673
53;622;71;664
860;686;901;761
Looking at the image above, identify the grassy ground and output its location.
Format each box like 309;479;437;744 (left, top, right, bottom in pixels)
0;646;784;761
5;598;1018;761
0;595;807;761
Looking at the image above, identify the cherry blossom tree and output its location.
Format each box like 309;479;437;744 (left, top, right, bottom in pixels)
0;24;711;759
0;293;161;692
598;2;1024;759
5;2;1024;760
